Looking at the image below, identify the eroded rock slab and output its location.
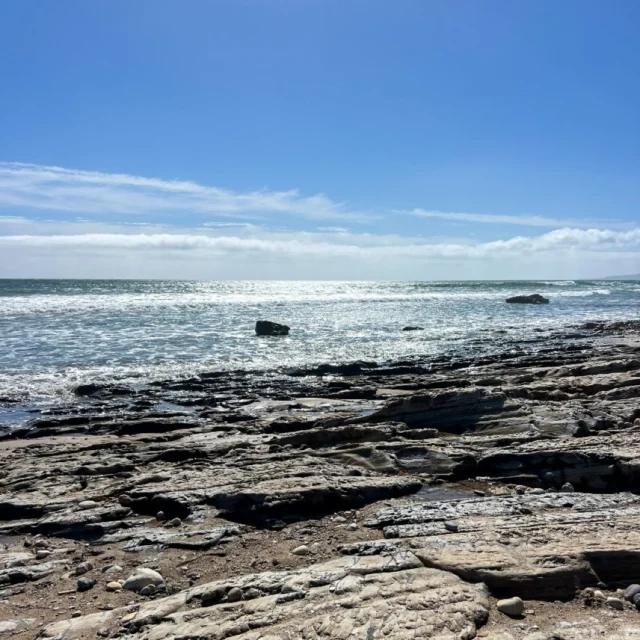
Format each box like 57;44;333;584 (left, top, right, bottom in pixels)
355;491;640;599
41;551;490;639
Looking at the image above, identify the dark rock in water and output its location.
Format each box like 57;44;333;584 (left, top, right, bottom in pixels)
255;321;290;336
74;383;102;397
402;326;424;331
506;294;550;305
73;383;133;398
286;361;377;377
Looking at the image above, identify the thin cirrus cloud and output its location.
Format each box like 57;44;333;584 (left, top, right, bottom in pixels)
405;208;631;230
0;162;372;223
2;228;639;259
0;162;627;231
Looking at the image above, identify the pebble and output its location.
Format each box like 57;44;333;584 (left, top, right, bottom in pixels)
122;567;165;592
77;577;96;592
443;521;459;532
292;545;310;556
75;561;93;576
346;523;358;531
594;590;606;600
624;584;640;601
120;612;136;623
78;500;99;510
165;517;182;528
71;611;82;618
106;581;122;591
226;587;243;602
473;489;486;497
607;596;624;610
156;511;166;521
139;584;156;597
334;516;347;523
103;565;123;575
36;549;51;560
528;488;545;495
497;596;525;617
561;482;575;493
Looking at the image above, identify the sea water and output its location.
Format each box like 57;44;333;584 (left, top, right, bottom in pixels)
0;279;638;418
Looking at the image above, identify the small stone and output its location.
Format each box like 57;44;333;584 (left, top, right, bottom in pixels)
561;482;575;493
515;485;527;495
75;561;93;576
444;521;459;532
103;565;123;575
594;590;606;600
292;545;310;556
271;558;279;566
624;584;640;601
119;494;133;506
36;550;51;560
165;517;182;528
334;516;347;523
120;612;136;623
528;488;545;495
226;587;243;602
156;511;166;521
77;577;96;592
139;584;156;597
122;567;165;592
346;523;358;531
106;581;122;591
78;500;98;510
497;596;525;617
71;611;82;618
606;597;624;610
473;489;486;497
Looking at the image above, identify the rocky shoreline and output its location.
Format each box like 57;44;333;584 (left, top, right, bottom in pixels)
2;320;640;638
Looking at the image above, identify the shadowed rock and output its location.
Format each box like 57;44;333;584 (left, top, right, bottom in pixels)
255;320;290;336
506;294;550;304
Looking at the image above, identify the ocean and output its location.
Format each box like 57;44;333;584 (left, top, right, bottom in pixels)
1;279;639;424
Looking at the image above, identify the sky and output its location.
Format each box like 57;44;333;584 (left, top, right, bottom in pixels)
0;0;639;280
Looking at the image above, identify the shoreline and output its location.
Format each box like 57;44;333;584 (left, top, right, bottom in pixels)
1;319;640;638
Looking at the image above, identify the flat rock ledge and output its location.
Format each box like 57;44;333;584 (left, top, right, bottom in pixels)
41;551;490;639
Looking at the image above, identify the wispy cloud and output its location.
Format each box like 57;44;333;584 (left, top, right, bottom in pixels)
0;162;373;223
405;208;632;230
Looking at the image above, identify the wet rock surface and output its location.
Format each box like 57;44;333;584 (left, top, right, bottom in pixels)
2;320;640;637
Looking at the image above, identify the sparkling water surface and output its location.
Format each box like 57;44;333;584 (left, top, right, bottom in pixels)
1;279;638;412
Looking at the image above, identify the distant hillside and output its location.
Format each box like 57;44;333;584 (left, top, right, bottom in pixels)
603;274;640;280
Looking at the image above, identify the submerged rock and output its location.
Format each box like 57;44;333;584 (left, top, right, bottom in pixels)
506;294;550;304
255;320;290;336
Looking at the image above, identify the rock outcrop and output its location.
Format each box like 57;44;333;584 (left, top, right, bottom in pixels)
255;320;290;336
1;320;640;636
506;294;550;304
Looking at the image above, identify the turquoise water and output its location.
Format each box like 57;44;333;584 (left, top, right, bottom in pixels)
0;279;638;406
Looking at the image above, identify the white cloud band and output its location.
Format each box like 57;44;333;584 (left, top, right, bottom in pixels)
2;227;639;260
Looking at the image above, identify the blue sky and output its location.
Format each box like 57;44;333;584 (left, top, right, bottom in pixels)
0;0;639;279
